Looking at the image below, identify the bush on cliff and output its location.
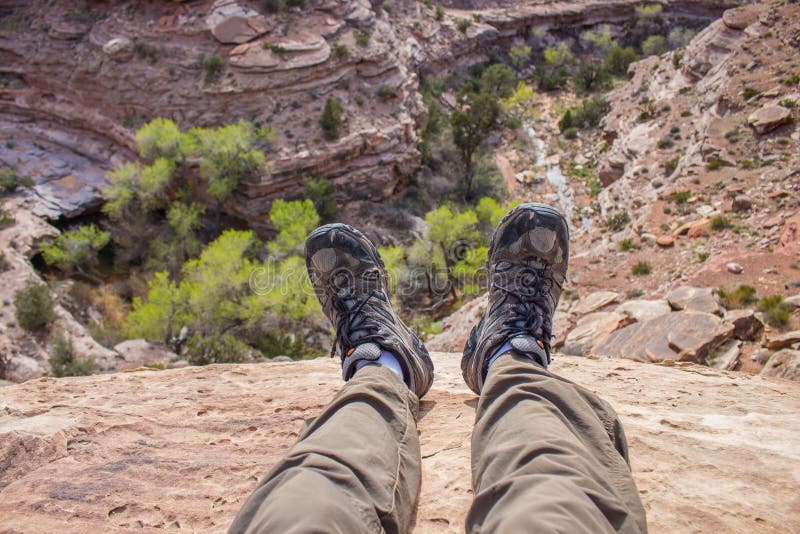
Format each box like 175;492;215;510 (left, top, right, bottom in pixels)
320;97;344;140
14;281;57;332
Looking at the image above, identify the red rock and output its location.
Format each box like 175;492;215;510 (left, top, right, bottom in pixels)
656;235;675;247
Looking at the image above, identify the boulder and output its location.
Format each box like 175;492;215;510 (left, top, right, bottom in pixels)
570;291;619;315
748;105;792;135
102;37;134;61
731;196;753;212
726;262;743;274
706;339;741;370
112;340;178;370
724;309;763;341
656;235;674;247
206;0;271;44
667;286;721;315
615;299;671;323
562;312;630;356
761;349;800;381
593;311;733;363
784;295;800;308
766;331;800;351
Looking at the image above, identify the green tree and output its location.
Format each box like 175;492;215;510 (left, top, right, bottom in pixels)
48;332;95;377
509;45;531;67
642;35;667;56
268;199;320;257
14;281;56;332
450;91;500;200
320;96;344;140
580;25;615;55
544;42;574;67
475;196;506;229
148;202;206;277
605;45;638;76
136;117;184;162
184;120;265;205
480;63;516;98
667;27;696;49
574;61;611;93
501;81;536;122
125;230;269;361
378;245;406;293
425;205;482;299
41;225;110;276
304;178;338;223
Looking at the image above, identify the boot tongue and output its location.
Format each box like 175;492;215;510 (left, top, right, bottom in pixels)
510;335;549;367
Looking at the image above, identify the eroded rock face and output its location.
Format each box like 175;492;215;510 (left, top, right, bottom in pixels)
593;311;733;362
667;286;721;315
1;353;799;532
761;349;800;380
748;105;793;134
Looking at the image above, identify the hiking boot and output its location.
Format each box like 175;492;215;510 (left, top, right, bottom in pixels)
461;203;569;394
305;223;434;398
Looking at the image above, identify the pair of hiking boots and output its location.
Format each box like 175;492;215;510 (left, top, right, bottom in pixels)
304;204;569;398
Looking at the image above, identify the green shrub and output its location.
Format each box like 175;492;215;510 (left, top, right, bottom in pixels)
377;84;397;100
320;96;344;140
697;251;709;262
757;295;793;328
333;43;348;60
741;87;758;100
355;29;371;47
41;224;110;273
717;285;757;309
0;165;34;194
563;127;578;139
558;97;609;132
200;54;224;84
0;252;9;272
605;45;638;76
641;35;667;56
304;178;338;223
457;18;471;33
617;237;638;252
603;211;630;232
187;333;249;365
670;190;690;204
0;207;13;228
656;137;673;149
134;42;158;64
14;281;57;332
664;156;680;175
631;261;652;275
705;159;723;171
710;215;732;231
48;332;95;377
781;74;800;86
435;5;444;20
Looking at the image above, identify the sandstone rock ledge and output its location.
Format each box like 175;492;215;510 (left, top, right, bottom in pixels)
1;353;799;533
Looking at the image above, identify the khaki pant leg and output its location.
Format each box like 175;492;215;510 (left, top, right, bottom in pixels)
229;365;421;534
467;353;647;534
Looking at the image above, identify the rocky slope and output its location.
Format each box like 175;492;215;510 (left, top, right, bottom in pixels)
1;0;736;222
2;352;800;533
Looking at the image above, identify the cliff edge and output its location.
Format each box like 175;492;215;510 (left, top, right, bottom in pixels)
2;352;799;532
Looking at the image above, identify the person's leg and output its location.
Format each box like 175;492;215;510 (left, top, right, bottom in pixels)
229;364;420;534
460;204;646;533
467;351;646;533
231;223;434;533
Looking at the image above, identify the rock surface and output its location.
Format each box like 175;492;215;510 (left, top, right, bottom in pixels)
570;290;619;315
593;311;733;362
761;349;800;380
748;105;793;134
667;286;721;315
765;331;800;351
1;353;799;532
614;299;672;323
